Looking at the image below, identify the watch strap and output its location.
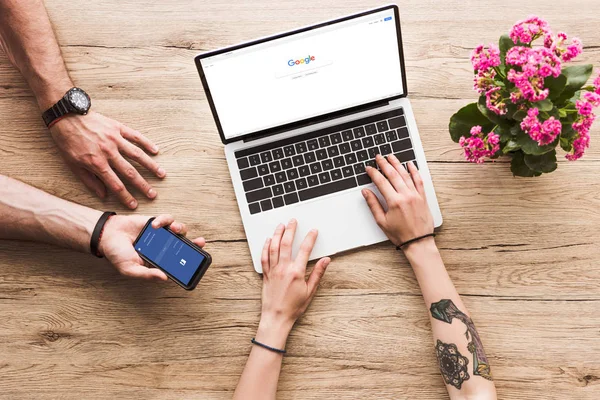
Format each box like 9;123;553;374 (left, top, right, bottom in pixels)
42;93;75;127
90;212;117;258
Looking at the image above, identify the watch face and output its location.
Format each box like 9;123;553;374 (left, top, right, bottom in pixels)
69;89;91;113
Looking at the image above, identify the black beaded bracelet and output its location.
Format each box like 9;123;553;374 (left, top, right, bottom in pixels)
396;233;436;250
251;338;286;354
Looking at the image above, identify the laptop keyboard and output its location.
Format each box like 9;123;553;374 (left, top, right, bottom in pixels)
234;108;417;215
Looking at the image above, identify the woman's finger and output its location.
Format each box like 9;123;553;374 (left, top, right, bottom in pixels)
366;166;397;202
295;229;318;269
375;154;406;192
261;237;271;276
278;219;297;264
307;257;330;298
269;223;285;269
407;161;426;197
387;154;415;192
362;189;386;227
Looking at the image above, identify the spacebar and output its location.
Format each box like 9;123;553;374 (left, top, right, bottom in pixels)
298;177;357;201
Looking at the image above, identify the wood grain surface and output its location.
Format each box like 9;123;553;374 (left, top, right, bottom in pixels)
1;1;600;399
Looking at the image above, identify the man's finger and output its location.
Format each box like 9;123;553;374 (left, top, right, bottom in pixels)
170;221;188;236
362;189;386;226
111;155;157;200
366;166;397;202
279;219;297;264
375;154;406;192
192;237;206;248
307;257;330;298
75;166;106;198
93;163;137;209
152;214;175;229
295;229;318;268
120;124;159;155
387;154;415;192
120;140;166;179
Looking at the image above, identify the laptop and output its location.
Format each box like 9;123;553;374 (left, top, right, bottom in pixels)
194;5;442;272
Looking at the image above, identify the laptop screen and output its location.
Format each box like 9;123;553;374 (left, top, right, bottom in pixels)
198;7;405;142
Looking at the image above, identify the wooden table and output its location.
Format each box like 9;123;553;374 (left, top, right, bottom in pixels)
1;1;600;398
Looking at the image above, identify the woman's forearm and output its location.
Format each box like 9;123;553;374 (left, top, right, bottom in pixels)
233;316;292;400
0;175;101;253
404;238;497;400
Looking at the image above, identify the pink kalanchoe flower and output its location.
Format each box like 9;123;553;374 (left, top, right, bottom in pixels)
521;107;561;145
576;99;593;116
509;16;550;44
459;126;500;164
593;74;600;95
485;87;507;115
471;44;501;72
583;91;600;107
473;69;497;94
562;37;583;62
566;132;591;161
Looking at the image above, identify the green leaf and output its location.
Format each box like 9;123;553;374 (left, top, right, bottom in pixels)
515;128;557;155
560;136;572;152
524;151;557;173
448;103;494;143
556;64;593;104
534;99;554;112
511;151;542;177
513;110;527;121
502;139;521;153
495;125;513;143
499;34;515;66
545;74;567;101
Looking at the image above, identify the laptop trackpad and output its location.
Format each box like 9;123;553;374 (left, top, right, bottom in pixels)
244;185;389;273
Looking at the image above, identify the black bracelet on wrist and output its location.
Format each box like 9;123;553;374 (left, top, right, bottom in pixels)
396;233;436;250
90;211;116;258
251;338;286;354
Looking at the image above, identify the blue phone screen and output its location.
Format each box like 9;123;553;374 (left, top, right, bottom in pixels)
135;223;205;286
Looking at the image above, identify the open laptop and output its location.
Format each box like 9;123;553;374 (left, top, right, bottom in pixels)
194;5;442;272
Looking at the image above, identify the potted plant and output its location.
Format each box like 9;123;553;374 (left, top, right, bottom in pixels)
449;16;600;176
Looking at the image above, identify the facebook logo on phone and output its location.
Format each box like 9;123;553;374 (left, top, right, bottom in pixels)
136;224;205;286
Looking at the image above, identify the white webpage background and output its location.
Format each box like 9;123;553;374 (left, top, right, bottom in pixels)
201;9;403;140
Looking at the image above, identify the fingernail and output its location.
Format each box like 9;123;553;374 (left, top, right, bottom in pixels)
323;258;331;267
311;228;318;234
362;189;368;198
148;188;156;198
129;200;137;209
289;218;296;224
152;145;159;153
375;154;382;160
157;168;166;177
390;154;398;161
409;160;415;167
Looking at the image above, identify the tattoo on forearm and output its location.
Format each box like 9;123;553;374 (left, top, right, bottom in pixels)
435;340;470;389
430;299;493;381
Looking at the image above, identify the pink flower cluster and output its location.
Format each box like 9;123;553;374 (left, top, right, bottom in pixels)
520;107;562;145
567;88;600;160
459;126;500;164
506;46;561;102
545;31;583;62
471;44;501;94
509;16;550;44
485;86;507;115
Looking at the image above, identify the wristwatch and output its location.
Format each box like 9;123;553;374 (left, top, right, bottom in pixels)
42;87;91;128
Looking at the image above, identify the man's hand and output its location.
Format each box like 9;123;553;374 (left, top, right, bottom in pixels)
50;111;166;209
362;154;434;248
99;214;206;281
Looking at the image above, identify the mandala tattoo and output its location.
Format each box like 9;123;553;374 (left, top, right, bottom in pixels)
430;299;493;381
435;340;470;389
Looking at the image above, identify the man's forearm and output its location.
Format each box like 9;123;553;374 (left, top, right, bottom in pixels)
0;175;101;253
404;239;497;399
0;0;73;109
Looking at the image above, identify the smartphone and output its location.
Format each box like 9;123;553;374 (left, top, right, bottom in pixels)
133;217;212;290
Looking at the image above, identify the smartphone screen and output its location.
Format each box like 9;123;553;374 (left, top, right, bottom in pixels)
135;223;206;287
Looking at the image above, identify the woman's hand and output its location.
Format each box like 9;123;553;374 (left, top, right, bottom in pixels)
99;214;206;281
361;155;434;249
256;219;330;348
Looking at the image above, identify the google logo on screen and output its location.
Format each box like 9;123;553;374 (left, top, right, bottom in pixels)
288;55;315;67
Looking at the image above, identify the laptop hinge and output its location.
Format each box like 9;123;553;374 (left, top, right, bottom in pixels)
242;100;390;143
